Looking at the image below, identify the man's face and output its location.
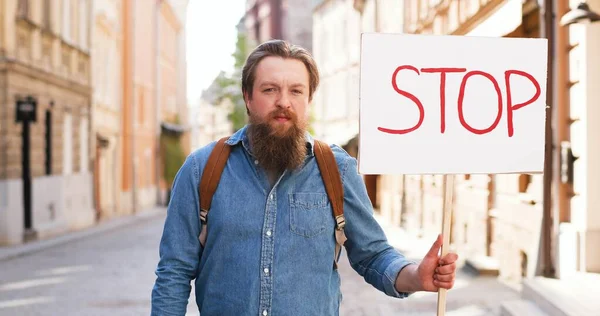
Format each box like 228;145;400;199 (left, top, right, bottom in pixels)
245;56;310;132
245;56;311;171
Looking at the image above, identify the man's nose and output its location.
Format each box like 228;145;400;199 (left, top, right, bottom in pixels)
276;92;292;109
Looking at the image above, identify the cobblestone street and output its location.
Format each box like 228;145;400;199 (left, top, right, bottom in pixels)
0;212;519;316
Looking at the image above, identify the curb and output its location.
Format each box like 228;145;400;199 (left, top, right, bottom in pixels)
0;207;166;263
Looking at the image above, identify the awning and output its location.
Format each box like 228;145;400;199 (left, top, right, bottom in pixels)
467;0;523;37
161;121;188;135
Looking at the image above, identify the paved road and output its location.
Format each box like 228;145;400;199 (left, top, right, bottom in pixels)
0;213;519;316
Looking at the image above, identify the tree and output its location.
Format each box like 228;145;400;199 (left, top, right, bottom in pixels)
203;29;249;132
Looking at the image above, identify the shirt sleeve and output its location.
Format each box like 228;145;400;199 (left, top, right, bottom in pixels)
151;154;203;315
339;155;417;298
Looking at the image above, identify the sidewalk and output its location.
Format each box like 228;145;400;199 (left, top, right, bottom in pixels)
372;212;439;261
0;206;166;262
340;213;521;315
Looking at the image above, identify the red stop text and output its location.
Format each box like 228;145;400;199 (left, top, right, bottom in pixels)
377;65;541;137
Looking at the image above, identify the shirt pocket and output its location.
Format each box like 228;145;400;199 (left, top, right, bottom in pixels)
289;193;330;238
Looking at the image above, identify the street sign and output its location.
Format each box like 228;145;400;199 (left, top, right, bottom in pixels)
16;96;37;123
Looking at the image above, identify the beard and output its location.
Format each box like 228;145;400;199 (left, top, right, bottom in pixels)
247;108;308;172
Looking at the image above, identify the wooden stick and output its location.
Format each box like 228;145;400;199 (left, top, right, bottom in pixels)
437;174;454;316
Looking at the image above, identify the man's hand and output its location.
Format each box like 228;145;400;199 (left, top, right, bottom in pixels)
417;234;458;292
394;234;459;293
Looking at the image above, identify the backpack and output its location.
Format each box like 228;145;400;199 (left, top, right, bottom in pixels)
197;136;348;268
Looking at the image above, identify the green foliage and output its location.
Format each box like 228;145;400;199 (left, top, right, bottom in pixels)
161;133;186;188
233;32;249;69
228;101;248;132
204;29;250;132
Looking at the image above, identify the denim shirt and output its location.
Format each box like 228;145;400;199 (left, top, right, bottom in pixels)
151;126;414;316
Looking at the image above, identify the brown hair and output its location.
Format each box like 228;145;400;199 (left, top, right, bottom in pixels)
242;39;319;102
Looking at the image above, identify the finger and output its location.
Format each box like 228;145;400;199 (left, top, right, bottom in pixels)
436;263;456;275
426;234;443;257
439;253;459;265
434;280;454;289
434;273;454;282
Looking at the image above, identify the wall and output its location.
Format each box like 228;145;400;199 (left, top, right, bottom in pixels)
398;0;546;282
0;0;95;245
131;0;158;210
312;0;361;146
568;0;600;273
283;0;313;51
92;0;123;219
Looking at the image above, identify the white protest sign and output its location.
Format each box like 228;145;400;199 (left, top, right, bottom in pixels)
358;33;548;175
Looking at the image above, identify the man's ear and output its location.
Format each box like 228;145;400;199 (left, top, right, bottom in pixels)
243;91;251;114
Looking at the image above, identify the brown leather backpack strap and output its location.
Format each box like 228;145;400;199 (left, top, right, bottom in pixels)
314;140;347;268
198;136;231;247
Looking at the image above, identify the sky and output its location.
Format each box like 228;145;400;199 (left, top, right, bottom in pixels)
185;1;246;105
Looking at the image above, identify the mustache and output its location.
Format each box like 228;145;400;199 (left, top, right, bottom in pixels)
269;108;297;120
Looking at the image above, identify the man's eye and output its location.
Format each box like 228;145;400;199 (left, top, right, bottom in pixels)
264;88;274;92
293;90;303;95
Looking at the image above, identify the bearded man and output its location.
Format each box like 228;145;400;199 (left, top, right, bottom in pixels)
151;40;458;316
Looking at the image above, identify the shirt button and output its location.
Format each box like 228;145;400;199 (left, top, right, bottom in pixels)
266;230;272;237
254;159;259;165
264;268;269;274
262;310;268;316
270;194;274;200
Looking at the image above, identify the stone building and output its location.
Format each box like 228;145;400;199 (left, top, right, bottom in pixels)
91;0;123;221
0;0;94;245
244;0;313;51
400;0;600;282
120;0;189;211
312;0;404;212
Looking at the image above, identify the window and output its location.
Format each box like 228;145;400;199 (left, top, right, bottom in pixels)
43;0;51;30
17;0;29;18
518;174;531;193
62;0;71;42
45;110;53;175
63;112;73;175
79;0;89;50
80;117;88;172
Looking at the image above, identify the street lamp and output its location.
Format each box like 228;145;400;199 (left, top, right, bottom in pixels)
560;2;600;26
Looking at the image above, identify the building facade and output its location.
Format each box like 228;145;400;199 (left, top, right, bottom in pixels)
91;0;123;221
312;0;404;212
244;0;313;51
310;0;600;281
401;0;547;283
400;0;600;281
312;0;361;148
157;0;189;205
0;0;94;245
120;0;189;212
561;0;600;276
190;97;234;151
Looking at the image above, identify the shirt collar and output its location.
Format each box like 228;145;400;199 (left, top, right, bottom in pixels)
225;125;315;157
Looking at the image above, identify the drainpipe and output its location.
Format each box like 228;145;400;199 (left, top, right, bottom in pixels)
131;0;138;214
0;55;7;203
540;0;557;278
155;0;162;206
